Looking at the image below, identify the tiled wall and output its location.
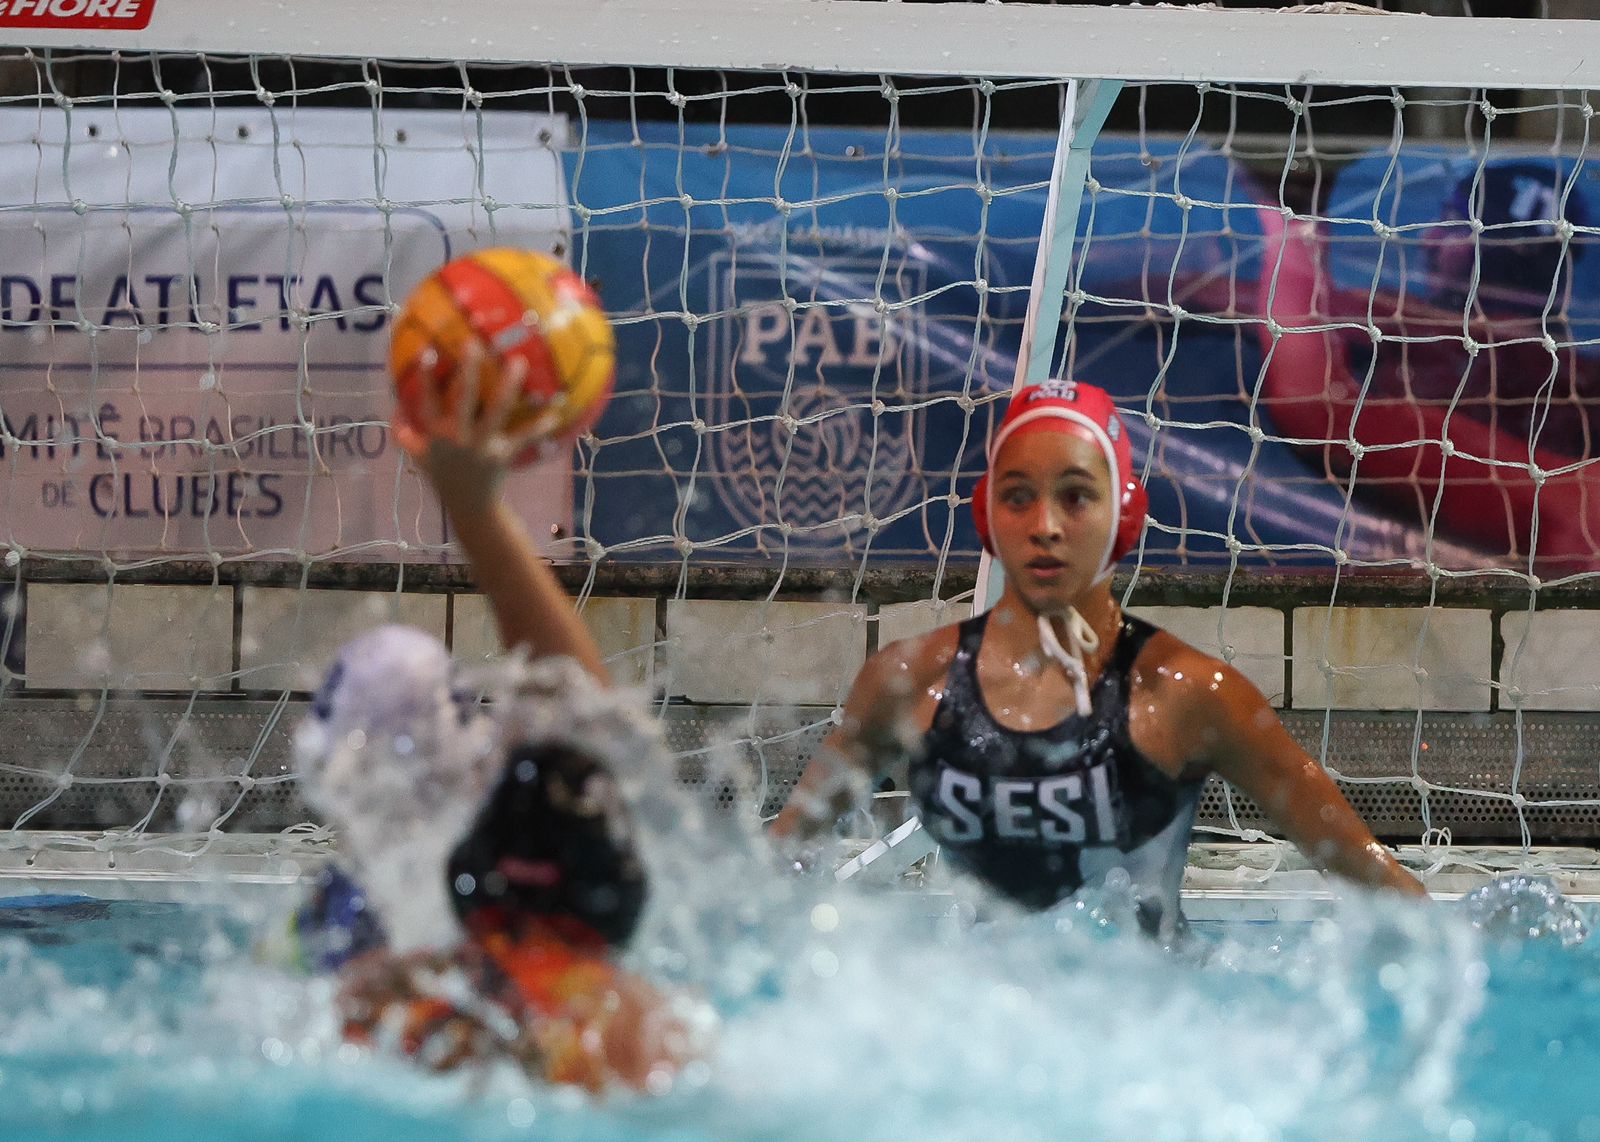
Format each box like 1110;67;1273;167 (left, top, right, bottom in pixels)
4;585;1591;713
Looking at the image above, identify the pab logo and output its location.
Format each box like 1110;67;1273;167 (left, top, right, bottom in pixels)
705;242;930;552
0;0;155;30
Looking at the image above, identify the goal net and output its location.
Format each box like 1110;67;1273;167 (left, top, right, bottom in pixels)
2;0;1599;877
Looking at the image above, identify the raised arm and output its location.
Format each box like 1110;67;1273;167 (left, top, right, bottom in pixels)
392;350;610;684
1187;657;1427;898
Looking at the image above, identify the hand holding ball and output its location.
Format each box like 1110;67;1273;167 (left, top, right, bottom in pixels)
389;248;615;467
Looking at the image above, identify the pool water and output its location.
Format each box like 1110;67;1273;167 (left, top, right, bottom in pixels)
0;876;1596;1142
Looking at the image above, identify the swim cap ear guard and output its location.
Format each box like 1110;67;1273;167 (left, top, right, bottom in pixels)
970;380;1148;580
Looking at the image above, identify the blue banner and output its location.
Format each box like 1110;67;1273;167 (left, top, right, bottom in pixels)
569;123;1600;571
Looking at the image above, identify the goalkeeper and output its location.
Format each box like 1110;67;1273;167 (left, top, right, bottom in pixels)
770;380;1427;941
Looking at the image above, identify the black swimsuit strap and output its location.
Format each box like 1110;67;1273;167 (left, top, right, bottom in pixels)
939;612;989;706
1105;613;1159;738
956;610;989;660
1108;613;1159;678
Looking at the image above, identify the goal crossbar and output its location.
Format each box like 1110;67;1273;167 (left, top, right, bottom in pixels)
6;0;1600;90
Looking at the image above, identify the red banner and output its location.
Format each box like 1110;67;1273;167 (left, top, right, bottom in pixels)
0;0;155;30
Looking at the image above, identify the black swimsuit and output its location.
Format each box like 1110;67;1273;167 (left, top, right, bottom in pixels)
909;612;1205;938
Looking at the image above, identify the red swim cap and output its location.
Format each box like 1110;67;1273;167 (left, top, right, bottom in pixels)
971;380;1148;581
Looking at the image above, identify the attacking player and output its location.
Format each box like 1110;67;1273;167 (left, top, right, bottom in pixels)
771;379;1427;940
289;327;707;1090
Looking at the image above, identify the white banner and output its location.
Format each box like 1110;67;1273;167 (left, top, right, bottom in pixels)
0;105;573;562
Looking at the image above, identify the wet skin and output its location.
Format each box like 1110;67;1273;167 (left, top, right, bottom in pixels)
773;425;1426;898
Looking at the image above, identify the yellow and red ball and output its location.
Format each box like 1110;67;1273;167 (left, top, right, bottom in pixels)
390;248;615;465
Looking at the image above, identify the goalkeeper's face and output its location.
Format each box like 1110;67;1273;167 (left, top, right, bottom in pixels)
986;427;1116;612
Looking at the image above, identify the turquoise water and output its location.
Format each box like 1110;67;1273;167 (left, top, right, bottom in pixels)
0;882;1596;1142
